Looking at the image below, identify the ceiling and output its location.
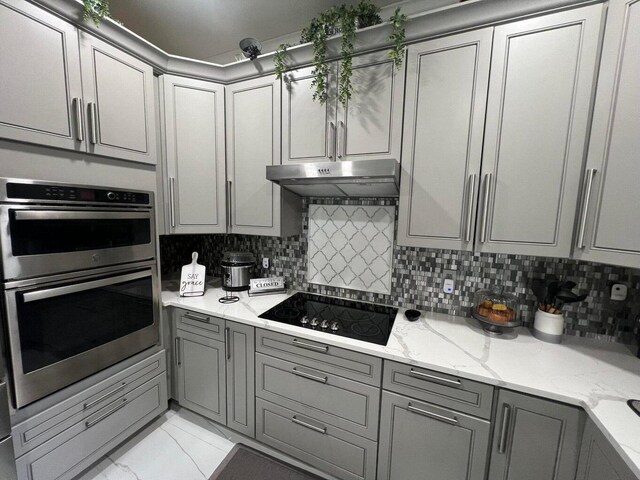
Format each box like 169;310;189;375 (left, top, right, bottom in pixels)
109;0;399;63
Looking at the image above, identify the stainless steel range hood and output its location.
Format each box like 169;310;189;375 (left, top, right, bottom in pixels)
266;159;400;197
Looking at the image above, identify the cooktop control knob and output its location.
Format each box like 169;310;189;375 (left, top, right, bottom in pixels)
320;319;329;330
107;191;116;200
330;321;339;332
310;317;319;327
300;315;309;325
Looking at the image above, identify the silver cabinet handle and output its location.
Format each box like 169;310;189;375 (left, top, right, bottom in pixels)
73;97;84;142
498;404;511;454
85;398;127;429
292;338;328;353
88;102;98;144
175;337;181;367
226;180;232;229
225;327;231;360
576;169;597;249
409;368;462;387
292;367;328;384
291;415;327;434
407;403;458;425
465;174;477;242
169;177;176;228
329;122;336;160
84;382;126;410
184;312;210;323
337;120;346;159
480;173;492;243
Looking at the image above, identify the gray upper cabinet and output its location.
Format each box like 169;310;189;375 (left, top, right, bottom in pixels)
377;391;491;480
576;419;638;480
162;75;226;234
282;50;404;164
488;390;584;480
80;32;156;164
573;0;640;269
397;28;493;250
476;5;603;257
226;75;301;237
282;65;338;164
0;0;83;151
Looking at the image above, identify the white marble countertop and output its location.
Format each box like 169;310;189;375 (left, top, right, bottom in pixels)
162;286;640;477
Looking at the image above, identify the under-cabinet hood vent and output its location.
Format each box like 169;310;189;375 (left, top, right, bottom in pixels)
266;159;400;197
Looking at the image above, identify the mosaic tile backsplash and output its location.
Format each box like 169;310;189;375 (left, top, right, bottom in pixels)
308;204;395;294
160;198;640;345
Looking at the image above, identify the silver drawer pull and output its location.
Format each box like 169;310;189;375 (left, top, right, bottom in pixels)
291;415;327;434
407;403;458;425
409;369;462;387
498;404;511;454
292;339;328;353
83;382;126;410
292;367;327;384
184;312;210;324
85;398;127;429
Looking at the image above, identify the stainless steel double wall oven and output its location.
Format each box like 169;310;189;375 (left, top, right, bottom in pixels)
0;178;160;408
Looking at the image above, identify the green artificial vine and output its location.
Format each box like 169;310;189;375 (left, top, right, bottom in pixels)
274;43;291;80
82;0;112;27
338;6;356;106
389;8;408;70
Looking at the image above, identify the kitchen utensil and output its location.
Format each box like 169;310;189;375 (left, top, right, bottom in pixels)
180;252;205;297
221;251;255;291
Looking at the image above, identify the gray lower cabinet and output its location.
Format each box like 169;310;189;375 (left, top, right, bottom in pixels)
162;75;226;234
377;391;491;480
397;28;493;251
576;419;638;480
225;75;301;237
476;4;603;258
13;351;167;480
256;398;377;480
573;0;640;268
487;389;585;480
174;309;255;437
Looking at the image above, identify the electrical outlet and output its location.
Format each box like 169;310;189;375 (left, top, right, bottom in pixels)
262;257;269;269
443;278;454;294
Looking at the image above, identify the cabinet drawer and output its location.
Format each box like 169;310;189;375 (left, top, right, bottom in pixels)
12;350;166;457
383;360;494;419
175;308;225;339
256;329;381;386
16;373;167;480
256;398;377;480
256;353;380;441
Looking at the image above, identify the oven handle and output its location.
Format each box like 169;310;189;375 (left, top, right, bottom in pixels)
13;210;151;221
21;270;152;303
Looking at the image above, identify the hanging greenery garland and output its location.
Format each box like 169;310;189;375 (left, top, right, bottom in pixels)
389;8;408;70
82;0;112;27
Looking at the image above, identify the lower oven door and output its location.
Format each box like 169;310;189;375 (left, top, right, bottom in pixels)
3;264;160;408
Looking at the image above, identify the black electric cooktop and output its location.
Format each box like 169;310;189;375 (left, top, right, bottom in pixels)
258;292;398;346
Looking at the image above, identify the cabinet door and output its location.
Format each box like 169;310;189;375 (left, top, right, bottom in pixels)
79;32;156;164
574;0;640;268
397;29;493;250
378;391;490;480
576;420;637;480
176;329;226;424
162;75;226;234
488;390;584;480
335;50;405;162
0;0;83;151
225;322;255;438
226;75;282;236
282;65;338;164
477;5;603;257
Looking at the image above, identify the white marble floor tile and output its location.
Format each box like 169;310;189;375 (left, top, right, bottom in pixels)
75;409;235;480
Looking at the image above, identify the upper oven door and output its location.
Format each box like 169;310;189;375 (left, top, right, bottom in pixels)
3;264;160;408
0;205;155;280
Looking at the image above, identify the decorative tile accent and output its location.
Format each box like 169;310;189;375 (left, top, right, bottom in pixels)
307;204;394;294
160;197;640;345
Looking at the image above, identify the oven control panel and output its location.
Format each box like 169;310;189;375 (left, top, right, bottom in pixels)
6;182;150;205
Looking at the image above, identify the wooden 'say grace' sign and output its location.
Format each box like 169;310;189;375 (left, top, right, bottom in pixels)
180;252;205;297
